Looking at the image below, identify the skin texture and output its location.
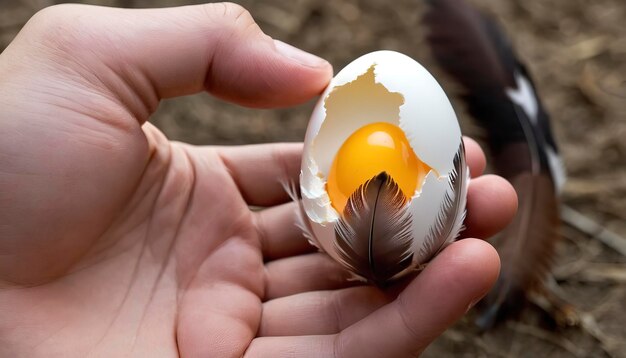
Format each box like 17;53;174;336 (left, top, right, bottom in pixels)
0;3;517;357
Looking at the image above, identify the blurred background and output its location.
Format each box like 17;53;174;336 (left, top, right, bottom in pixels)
1;0;625;356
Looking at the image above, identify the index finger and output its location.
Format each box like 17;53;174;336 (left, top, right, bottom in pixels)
216;143;302;207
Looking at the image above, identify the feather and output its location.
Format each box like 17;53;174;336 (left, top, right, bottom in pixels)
475;173;560;328
424;0;565;328
419;142;469;262
281;178;323;251
334;172;414;286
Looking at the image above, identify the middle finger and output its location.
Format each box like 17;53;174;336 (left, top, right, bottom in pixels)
264;253;359;300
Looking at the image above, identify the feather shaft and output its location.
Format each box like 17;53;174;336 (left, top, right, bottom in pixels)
334;172;414;286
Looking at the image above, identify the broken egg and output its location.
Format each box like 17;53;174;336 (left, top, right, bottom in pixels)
299;50;469;285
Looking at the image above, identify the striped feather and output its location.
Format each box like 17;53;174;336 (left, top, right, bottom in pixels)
419;141;469;262
334;172;414;286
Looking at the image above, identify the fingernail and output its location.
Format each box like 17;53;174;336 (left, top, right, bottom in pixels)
274;40;329;68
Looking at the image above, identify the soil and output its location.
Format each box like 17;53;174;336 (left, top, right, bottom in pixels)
1;0;624;357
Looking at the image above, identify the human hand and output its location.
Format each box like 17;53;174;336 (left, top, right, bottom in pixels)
0;3;517;357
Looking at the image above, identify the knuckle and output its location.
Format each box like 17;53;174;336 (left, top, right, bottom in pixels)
203;2;261;37
25;6;67;40
24;4;94;55
329;291;345;331
332;333;346;358
271;144;291;180
221;2;253;23
396;293;423;342
28;4;72;25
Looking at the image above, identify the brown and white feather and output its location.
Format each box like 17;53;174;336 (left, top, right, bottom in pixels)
334;172;414;286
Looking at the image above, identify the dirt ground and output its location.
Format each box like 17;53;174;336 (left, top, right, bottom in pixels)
1;0;625;357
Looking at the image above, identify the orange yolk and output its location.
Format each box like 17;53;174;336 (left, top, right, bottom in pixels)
327;122;430;213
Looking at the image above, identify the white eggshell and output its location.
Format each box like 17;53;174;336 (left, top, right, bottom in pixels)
300;50;467;278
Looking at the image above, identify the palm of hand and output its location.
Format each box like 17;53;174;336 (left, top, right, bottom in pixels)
2;101;330;356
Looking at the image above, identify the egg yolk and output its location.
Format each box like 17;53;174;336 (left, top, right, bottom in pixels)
327;122;430;213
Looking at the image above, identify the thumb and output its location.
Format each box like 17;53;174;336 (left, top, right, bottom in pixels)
17;3;332;110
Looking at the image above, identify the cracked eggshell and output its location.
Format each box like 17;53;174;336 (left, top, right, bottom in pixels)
300;50;466;268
